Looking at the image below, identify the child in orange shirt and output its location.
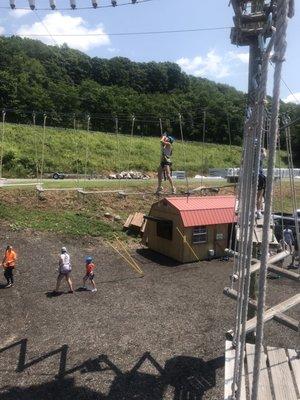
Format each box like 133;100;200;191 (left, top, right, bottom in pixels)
82;256;97;292
2;245;17;288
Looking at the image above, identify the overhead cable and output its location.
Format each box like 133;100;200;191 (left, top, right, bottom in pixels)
3;26;232;37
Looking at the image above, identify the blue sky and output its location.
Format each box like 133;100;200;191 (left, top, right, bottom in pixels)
0;0;299;102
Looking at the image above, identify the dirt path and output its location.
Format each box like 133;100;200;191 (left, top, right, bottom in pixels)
0;227;298;399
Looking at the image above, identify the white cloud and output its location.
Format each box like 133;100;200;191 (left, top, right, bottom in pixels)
0;26;4;35
229;51;249;64
108;47;119;53
17;12;110;51
177;50;230;79
283;92;300;104
9;9;32;18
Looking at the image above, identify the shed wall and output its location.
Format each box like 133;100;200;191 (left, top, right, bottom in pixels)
143;203;185;262
183;224;229;263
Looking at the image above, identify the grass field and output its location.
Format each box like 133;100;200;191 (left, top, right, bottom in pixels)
0;123;287;178
0;178;298;239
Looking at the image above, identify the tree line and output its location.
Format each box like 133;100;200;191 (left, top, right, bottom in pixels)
0;36;299;161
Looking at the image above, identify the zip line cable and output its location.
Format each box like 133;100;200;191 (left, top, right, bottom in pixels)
33;9;59;46
270;60;300;104
3;26;232;37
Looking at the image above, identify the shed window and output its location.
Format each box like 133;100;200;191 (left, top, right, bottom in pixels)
157;220;173;240
192;226;207;244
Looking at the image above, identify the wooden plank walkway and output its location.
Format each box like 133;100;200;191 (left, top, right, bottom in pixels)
224;341;246;400
246;344;272;400
225;341;300;399
287;349;300;396
268;347;298;400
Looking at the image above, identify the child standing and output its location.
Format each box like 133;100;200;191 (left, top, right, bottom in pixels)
2;245;17;288
83;256;97;292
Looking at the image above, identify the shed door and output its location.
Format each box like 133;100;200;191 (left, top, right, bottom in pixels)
214;225;228;257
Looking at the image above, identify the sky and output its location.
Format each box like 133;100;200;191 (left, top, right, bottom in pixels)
0;0;299;103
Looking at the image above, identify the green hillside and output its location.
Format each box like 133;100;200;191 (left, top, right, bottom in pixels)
0;123;289;178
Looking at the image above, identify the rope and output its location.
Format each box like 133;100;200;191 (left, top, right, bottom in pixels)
284;117;300;271
73;115;80;189
277;126;285;241
288;0;295;18
232;31;275;400
114;117;122;190
251;2;290;398
227;112;232;151
178;113;190;197
32;112;40;183
40;113;47;182
0;110;6;179
83;114;90;191
113;235;144;275
127;115;135;173
201;110;206;187
176;227;200;261
232;120;258;398
159;118;163;136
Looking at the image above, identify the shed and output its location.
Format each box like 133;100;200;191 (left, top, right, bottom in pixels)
143;195;236;263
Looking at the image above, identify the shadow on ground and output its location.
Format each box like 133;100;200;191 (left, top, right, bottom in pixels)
0;339;223;400
136;248;182;267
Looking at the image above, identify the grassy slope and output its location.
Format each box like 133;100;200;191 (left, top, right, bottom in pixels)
0;180;298;240
2;123;248;177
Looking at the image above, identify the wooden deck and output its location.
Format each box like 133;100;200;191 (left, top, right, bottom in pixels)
224;341;300;400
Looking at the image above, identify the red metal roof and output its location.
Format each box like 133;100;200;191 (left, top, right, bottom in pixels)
165;195;236;227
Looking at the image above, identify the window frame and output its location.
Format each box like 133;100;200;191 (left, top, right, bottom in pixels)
192;226;207;244
156;220;173;241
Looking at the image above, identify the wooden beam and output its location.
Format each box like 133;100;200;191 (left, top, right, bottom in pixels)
267;265;300;281
273;314;299;332
250;250;289;274
244;294;300;334
224;287;299;332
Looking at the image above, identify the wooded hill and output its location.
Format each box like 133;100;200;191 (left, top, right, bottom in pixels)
0;36;299;161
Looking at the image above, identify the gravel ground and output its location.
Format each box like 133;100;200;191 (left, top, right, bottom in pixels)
0;226;299;400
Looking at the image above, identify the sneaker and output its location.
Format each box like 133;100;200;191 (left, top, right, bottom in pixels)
256;211;263;219
5;283;12;288
171;188;176;195
68;290;74;294
155;187;163;195
91;288;97;293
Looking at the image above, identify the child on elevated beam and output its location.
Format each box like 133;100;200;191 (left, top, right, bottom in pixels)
156;132;176;195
